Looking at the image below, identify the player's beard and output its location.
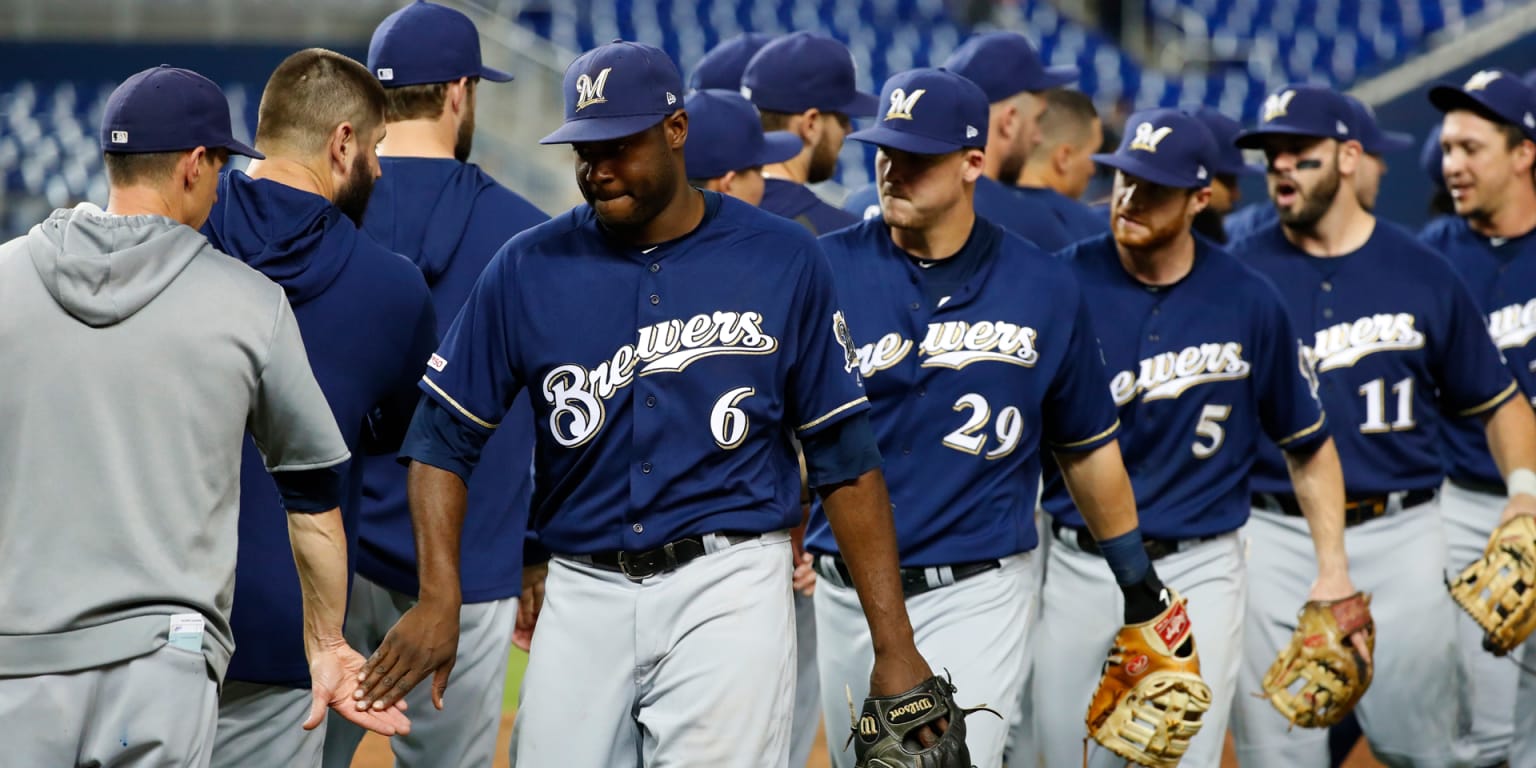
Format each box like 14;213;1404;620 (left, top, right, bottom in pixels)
454;107;475;163
995;139;1027;187
1275;161;1340;230
807;131;840;183
334;155;376;228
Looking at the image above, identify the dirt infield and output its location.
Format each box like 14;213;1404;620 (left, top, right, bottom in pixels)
349;717;1385;767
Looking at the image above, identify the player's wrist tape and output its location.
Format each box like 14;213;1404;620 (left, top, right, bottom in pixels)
1098;527;1151;586
1508;468;1536;500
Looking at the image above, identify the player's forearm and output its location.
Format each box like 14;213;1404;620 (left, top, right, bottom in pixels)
287;507;350;655
1283;437;1349;581
407;461;468;605
1055;440;1139;541
819;468;916;653
1484;396;1536;494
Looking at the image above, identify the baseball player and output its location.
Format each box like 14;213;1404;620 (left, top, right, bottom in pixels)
1187;106;1262;243
813;67;1179;768
200;48;438;767
352;41;943;768
0;65;405;767
841;33;1082;252
683;89;802;206
1041;107;1356;768
1419;68;1536;768
1016;87;1111;242
681;85;825;768
1227;83;1536;768
1224;94;1409;243
740;31;871;234
688;32;774;91
319;4;553;768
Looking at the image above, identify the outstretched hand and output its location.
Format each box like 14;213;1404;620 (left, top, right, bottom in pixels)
305;640;411;736
356;599;460;713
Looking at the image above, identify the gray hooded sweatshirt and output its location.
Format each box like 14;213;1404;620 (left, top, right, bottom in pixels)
0;203;349;682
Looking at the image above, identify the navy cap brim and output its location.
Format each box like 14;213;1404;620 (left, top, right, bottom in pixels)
1210;160;1262;177
539;113;669;144
223;138;264;160
758;131;803;166
1233;125;1338;149
836;90;880;119
480;65;514;83
1369;130;1414;154
1032;65;1080;91
848;124;966;155
1093;153;1206;189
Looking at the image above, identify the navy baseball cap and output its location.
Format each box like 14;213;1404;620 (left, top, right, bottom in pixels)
540;41;685;145
101;66;263;159
1344;95;1413;155
683;90;802;178
1429;68;1536;143
368;1;512;87
740;32;878;118
1093;108;1216;189
689;33;774;91
847;68;989;155
1187;106;1259;177
942;32;1079;103
1421;123;1445;189
1235;84;1358;149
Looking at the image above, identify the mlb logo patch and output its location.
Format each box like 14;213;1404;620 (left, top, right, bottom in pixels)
110;130;128;144
377;68;394;81
428;353;448;372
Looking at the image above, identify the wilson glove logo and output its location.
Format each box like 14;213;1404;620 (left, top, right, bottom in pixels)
541;312;779;447
575;67;613;111
885;694;936;725
1129;122;1174;153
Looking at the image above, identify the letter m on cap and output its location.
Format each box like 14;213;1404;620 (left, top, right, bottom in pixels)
1129;123;1173;153
1466;70;1502;91
885;88;926;121
1263;90;1296;123
576;67;613;111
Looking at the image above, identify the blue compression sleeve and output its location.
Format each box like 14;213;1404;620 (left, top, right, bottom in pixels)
1097;528;1151;586
802;412;883;490
274;465;344;513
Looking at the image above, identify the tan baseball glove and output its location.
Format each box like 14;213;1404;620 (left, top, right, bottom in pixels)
1448;515;1536;655
1086;589;1212;768
1261;592;1374;728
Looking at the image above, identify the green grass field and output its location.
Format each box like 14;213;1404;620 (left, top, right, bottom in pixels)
502;647;529;712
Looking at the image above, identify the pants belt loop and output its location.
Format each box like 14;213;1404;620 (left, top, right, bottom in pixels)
926;566;954;590
818;554;847;589
1387;490;1405;515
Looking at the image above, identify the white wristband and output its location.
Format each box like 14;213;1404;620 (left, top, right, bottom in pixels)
1508;468;1536;500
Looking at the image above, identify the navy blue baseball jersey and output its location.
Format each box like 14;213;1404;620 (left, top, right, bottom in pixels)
1017;185;1111;244
1044;234;1327;537
358;157;549;602
1420;217;1536;486
761;178;861;235
1224;202;1278;244
204;172;437;686
1235;221;1517;495
841;176;1076;251
803;217;1120;565
416;191;869;554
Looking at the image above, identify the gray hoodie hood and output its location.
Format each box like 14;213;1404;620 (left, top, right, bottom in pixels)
27;203;208;327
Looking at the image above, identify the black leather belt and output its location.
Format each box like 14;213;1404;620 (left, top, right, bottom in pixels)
579;532;759;581
1050;521;1220;561
1250;488;1436;527
814;555;1001;598
1449;476;1506;496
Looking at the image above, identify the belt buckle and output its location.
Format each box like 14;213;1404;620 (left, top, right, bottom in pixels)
617;542;678;581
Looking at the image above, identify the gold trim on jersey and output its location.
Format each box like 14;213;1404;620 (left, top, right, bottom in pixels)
1050;419;1121;450
798;396;870;433
1457;380;1519;417
1274;414;1326;448
421;375;499;430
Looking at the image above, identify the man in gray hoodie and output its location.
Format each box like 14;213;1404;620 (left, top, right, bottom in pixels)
0;65;409;768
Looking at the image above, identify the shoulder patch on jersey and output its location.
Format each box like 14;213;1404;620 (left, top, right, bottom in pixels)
834;310;859;374
428;353;448;372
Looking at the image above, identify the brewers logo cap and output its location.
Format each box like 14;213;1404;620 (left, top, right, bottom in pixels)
1235;84;1359;149
683;90;802;179
368;0;513;87
1429;68;1536;143
1094;108;1217;189
943;32;1079;103
101;65;263;159
540;40;685;145
740;32;879;118
846;68;989;155
689;33;775;92
1186;107;1261;177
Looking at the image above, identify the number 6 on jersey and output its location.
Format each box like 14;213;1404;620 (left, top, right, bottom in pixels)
710;386;755;449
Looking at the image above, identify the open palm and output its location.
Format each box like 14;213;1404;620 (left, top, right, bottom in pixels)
305;642;412;736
